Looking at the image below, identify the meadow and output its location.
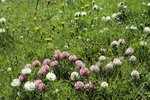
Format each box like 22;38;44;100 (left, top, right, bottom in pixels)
0;0;150;99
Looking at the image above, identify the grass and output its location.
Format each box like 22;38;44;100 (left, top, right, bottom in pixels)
0;0;150;99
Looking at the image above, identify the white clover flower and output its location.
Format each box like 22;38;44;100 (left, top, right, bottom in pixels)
101;16;111;22
105;16;111;21
46;72;56;81
0;29;5;33
24;81;35;91
125;47;134;55
1;0;5;3
131;70;139;78
21;67;32;74
11;79;21;87
140;41;147;46
118;2;124;8
75;12;81;17
99;56;106;62
112;13;117;19
143;27;150;33
90;65;99;72
101;82;108;89
111;40;119;47
7;67;12;72
93;4;98;10
148;3;150;7
113;58;122;66
118;39;126;45
81;12;87;16
70;72;79;80
0;18;6;24
129;55;137;62
105;62;114;70
130;26;138;30
96;61;101;67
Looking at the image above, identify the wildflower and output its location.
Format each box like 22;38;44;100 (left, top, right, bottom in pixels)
61;2;64;8
54;50;62;59
96;62;101;67
125;47;134;55
148;3;150;6
84;4;90;8
0;18;6;24
111;41;119;47
100;48;106;52
80;67;89;76
113;58;122;66
32;60;41;67
60;21;64;27
112;13;118;19
140;41;147;46
50;61;59;68
75;60;85;69
75;12;81;17
93;4;98;10
99;56;106;62
69;55;77;62
43;59;51;66
101;81;108;89
118;39;126;45
25;64;31;68
33;17;37;21
74;81;84;89
129;55;137;62
21;67;32;75
19;74;27;82
35;26;41;31
70;72;79;80
130;26;138;30
34;80;42;87
44;37;52;42
90;65;99;73
11;79;21;87
38;68;47;76
38;83;45;92
7;67;12;72
61;51;70;58
84;82;95;89
143;27;150;33
24;81;35;91
131;70;140;78
81;6;85;10
1;0;5;2
0;29;5;33
105;62;114;70
81;12;87;16
41;65;49;71
46;72;56;81
101;16;111;22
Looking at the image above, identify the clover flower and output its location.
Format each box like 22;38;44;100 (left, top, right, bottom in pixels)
43;59;51;66
131;70;140;78
69;55;77;62
21;67;32;75
74;81;84;89
32;60;41;67
90;65;99;73
46;72;56;81
80;67;89;76
70;72;79;80
11;79;21;87
125;47;134;55
99;56;106;62
101;81;108;89
24;81;35;91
